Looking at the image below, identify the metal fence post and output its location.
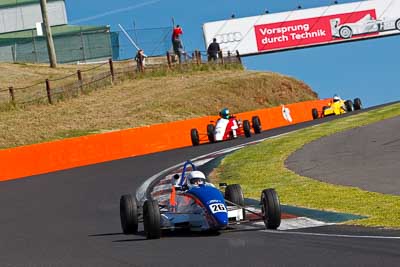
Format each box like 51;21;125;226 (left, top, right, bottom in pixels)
80;29;87;62
8;86;15;103
108;58;115;83
32;29;38;63
45;79;53;104
77;70;83;92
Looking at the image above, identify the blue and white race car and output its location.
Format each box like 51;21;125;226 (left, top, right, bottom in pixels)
120;161;281;239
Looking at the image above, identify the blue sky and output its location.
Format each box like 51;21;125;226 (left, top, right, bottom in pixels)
65;0;399;107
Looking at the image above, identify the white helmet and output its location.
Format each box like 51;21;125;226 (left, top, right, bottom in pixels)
187;171;206;188
333;95;341;102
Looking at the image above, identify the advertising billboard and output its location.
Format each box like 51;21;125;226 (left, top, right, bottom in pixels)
203;0;400;56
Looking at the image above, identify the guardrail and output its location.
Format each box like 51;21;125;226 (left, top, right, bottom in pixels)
0;98;331;182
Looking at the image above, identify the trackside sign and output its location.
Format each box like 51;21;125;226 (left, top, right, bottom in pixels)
255;9;376;51
203;0;400;56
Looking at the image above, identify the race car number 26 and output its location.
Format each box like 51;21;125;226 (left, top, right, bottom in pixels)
209;203;227;213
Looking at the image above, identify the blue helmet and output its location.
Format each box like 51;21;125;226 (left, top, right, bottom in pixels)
219;108;230;119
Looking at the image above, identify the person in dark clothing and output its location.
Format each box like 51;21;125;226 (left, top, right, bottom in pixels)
135;49;146;72
207;38;221;61
172;25;184;63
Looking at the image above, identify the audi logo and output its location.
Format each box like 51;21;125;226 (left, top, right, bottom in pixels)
214;32;243;43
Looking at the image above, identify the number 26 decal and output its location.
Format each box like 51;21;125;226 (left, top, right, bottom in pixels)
209;203;227;213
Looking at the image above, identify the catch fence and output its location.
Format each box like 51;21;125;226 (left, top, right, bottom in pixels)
0;50;242;109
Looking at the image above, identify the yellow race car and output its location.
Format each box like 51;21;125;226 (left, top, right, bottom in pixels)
312;96;362;119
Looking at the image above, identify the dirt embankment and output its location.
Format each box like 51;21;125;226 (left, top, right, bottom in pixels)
0;63;317;149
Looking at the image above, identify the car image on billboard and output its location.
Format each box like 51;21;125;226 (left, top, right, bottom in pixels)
331;14;400;39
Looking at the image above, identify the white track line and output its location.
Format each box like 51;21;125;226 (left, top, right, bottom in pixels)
262;229;400;240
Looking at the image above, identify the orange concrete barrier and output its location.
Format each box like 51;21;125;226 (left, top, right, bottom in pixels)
0;99;331;182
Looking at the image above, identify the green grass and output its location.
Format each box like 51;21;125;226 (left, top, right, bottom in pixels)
212;103;400;228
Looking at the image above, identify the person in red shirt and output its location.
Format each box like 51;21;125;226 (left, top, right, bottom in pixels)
172;25;184;63
172;25;183;41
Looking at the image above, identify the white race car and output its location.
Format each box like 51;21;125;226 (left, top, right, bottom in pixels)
332;14;400;39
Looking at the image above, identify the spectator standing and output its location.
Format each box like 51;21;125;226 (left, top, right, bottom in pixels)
172;25;183;41
172;25;184;63
135;49;146;72
207;38;220;62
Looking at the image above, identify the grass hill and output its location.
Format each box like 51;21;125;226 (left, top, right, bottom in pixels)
0;62;318;149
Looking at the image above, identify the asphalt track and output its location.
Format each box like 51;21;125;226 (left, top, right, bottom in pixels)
286;115;400;195
1;106;400;266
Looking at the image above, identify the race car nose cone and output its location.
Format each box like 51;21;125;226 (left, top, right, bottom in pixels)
214;212;228;227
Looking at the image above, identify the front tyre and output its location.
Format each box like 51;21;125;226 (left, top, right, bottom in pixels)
396;19;400;30
339;26;353;39
353;98;362;110
120;194;138;234
143;200;161;239
225;184;244;206
344;100;354;112
225;184;246;219
243;120;251;137
260;189;281;229
190;128;200;146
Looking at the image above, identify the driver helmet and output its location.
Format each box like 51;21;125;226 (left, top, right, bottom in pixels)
219;108;230;119
333;95;341;102
187;171;206;188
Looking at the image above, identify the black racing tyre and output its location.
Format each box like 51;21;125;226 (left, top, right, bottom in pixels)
225;184;246;219
344;100;354;112
311;108;319;120
339;26;353;39
190;128;199;146
225;184;244;206
251;116;262;134
353;98;362;110
143;199;161;239
260;188;281;229
396;19;400;30
120;194;138;234
207;124;215;143
243;120;251;138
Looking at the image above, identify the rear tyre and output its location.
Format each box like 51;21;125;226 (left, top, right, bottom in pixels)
344;100;354;112
243;120;251;138
260;189;281;230
311;108;319;120
396;19;400;30
225;184;245;219
322;106;330;117
251;116;262;134
353;98;362;110
190;128;200;146
143;199;161;239
120;194;138;234
207;124;215;143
